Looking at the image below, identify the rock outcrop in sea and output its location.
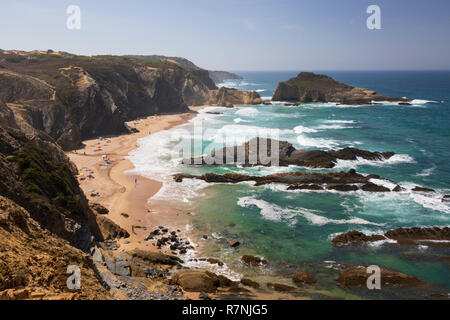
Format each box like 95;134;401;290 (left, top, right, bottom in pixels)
184;137;395;169
332;227;450;247
174;169;402;193
272;72;410;105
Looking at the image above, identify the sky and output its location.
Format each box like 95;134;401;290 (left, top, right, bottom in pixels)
0;0;449;71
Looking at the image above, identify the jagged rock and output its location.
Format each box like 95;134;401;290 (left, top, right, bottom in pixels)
412;186;435;193
184;137;395;169
361;182;391;192
332;231;386;246
241;255;268;268
393;185;404;192
272;72;409;105
442;195;450;202
174;170;394;194
327;184;358;192
336;267;425;288
287;184;324;191
332;227;450;247
267;282;296;292
292;271;317;285
385;227;450;245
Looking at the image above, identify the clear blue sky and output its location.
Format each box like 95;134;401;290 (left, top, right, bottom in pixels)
1;0;449;70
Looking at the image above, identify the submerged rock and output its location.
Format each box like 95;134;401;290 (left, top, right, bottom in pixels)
267;282;296;292
332;231;386;246
241;255;268;268
240;278;260;289
412;186;435;193
174;169;400;195
336;267;425;288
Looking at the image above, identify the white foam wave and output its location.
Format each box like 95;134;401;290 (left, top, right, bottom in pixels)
237;196;380;226
333;154;415;169
235;108;260;117
324;120;359;124
211;124;293;144
415;166;436;177
293;125;318;134
233;118;251;123
296;134;340;149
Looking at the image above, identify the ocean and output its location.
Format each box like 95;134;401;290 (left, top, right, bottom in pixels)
129;71;450;298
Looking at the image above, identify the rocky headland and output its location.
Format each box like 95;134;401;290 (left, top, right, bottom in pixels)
0;50;261;150
272;72;410;105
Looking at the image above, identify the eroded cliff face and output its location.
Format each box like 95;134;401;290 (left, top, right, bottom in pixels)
0;101;103;250
208;87;262;106
0;52;194;150
272;72;408;105
0;196;111;300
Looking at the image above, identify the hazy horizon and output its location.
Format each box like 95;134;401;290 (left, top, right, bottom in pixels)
1;0;449;71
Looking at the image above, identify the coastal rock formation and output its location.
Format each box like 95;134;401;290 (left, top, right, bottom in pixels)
336;267;425;288
207;87;262;106
174;169;397;193
332;231;387;246
332;227;450;247
184;137;395;169
0;196;110;300
169;270;237;293
240;278;260;289
292;272;317;286
272;72;410;105
241;255;268;268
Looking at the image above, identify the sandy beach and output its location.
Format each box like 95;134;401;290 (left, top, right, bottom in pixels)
67;106;207;253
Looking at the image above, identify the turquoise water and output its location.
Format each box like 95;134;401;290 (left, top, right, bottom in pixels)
193;71;450;292
130;71;450;296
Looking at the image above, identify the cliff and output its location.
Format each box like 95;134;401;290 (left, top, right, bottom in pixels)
272;72;409;105
208;87;262;106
